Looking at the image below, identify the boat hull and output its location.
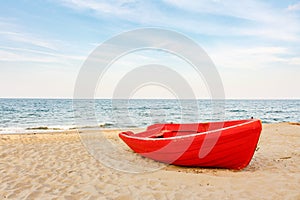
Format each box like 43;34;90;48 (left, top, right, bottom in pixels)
119;119;262;170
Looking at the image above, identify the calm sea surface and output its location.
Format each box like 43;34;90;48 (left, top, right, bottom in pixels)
0;99;299;133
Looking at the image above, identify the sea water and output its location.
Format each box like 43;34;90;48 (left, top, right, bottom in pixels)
0;98;299;134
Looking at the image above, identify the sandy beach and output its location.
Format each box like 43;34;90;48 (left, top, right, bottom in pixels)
0;123;299;200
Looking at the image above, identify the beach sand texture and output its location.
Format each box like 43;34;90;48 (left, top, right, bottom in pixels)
0;123;299;199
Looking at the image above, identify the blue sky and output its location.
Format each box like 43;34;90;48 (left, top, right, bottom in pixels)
0;0;299;99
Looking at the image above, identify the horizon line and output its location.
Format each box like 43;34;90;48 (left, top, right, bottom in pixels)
0;97;299;100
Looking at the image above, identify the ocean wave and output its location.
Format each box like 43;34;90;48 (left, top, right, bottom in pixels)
0;126;74;134
26;127;63;130
228;109;247;112
68;123;115;130
99;122;114;128
265;110;284;114
0;122;120;134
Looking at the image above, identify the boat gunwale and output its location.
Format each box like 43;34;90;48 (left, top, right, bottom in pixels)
119;119;261;141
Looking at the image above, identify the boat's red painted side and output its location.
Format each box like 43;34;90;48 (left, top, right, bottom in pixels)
119;119;262;170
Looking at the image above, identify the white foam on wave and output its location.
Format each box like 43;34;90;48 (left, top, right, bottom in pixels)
0;123;118;134
0;125;75;134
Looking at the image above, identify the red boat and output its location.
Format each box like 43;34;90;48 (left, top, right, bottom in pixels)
119;119;262;170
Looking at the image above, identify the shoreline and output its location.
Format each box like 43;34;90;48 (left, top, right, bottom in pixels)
1;123;299;199
0;121;299;135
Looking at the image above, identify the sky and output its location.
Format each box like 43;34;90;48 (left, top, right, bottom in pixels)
0;0;299;99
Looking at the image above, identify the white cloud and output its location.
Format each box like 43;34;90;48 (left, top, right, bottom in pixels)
60;0;143;17
287;2;300;11
0;19;87;66
0;31;58;51
58;0;300;42
0;17;92;57
163;0;300;42
207;45;295;69
0;46;85;67
287;57;300;65
59;0;171;31
163;0;268;21
61;0;122;14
